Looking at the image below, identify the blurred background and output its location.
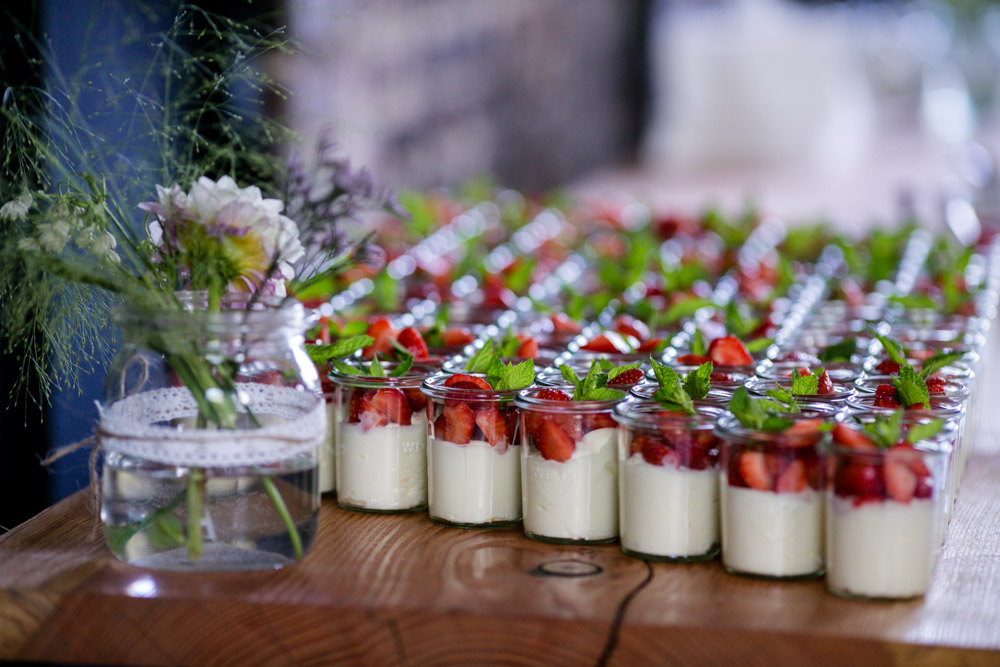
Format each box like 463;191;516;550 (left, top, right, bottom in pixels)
4;0;1000;530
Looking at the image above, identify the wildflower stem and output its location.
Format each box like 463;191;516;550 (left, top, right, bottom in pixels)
260;475;303;560
186;464;206;561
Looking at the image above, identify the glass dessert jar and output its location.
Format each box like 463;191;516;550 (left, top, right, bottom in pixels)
421;373;525;528
717;412;828;579
515;386;623;544
825;421;952;599
745;376;855;407
330;361;439;513
613;401;722;561
100;294;323;571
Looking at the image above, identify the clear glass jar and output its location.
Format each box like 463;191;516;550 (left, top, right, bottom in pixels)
515;386;623;544
100;294;323;571
614;401;722;561
421;373;525;528
745;377;855;407
330;361;439;513
716;412;829;579
824;424;951;600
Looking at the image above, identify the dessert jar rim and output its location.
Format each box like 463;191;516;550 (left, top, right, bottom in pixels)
419;372;527;400
514;385;623;412
714;409;836;445
328;361;442;388
745;376;855;400
612;399;721;429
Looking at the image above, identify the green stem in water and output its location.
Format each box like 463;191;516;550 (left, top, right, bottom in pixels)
186;466;206;560
260;474;303;560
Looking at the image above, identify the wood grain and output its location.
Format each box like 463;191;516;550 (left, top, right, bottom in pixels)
4;340;1000;664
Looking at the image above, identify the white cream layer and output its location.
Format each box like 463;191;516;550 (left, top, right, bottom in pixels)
522;426;618;541
721;484;823;577
336;414;427;510
428;438;521;524
619;453;718;558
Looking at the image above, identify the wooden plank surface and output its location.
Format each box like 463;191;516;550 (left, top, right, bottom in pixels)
3;359;1000;665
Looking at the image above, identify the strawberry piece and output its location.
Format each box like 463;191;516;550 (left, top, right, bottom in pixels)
581;332;635;353
739;451;773;490
908;403;927;410
475;406;509;450
630;433;650;457
797;367;811;376
370;388;412;425
536;388;572;402
358;392;389;431
885;449;918;503
614;315;649;342
873;384;901;408
636;338;663;353
640;436;679;467
909;348;936;361
442;402;475;444
441;328;475;347
676;354;711;365
710;371;732;382
708;335;754;367
775;459;808;493
348;390;366;423
397;326;429;359
778;419;823;447
607;368;645;387
925;376;947;394
835;462;884;505
403;388;427;413
817;370;834;395
583;412;617;432
535;419;576;462
874;359;901;374
444;374;493;391
362;317;398;358
550;313;581;334
516;338;539;359
831;423;877;449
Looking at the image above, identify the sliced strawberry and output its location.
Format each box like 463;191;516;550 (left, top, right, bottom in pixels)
636;338;663;353
640;436;679;467
831;423;877;449
475;406;508;450
441;328;475;347
708;335;754;366
444;374;493;391
797;367;812;377
614;315;649;342
875;359;901;374
358;392;389;431
630;433;650;457
835;462;884;505
775;459;808;493
581;332;635;353
874;384;901;408
550;313;581;334
885;449;918;503
607;368;645;387
348;389;366;423
397;326;429;359
362;317;398;358
710;371;732;382
908;402;927;410
516;338;539;359
739;451;773;491
442;402;475;444
536;419;576;462
370;388;412;425
676;354;711;365
925;376;947;394
583;412;617;432
817;370;834;395
536;388;572;402
403;388;427;412
778;419;823;447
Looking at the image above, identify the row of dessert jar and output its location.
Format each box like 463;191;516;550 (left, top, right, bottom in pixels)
615;400;957;600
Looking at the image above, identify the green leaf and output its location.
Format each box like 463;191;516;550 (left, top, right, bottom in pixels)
790;372;818;396
494;328;522;357
818;338;856;362
762;415;795;432
487;358;535;391
725;302;760;339
559;363;581;385
332;359;363;375
598;358;615;372
918;351;965;381
863;410;903;449
665;297;714;324
764;387;800;413
690;329;707;357
583;387;627;401
729;386;764;430
683;361;713;400
869;328;906;365
906;418;946;444
465;341;496;373
607;362;642;381
305;335;374;365
888;294;937;309
369;355;387;378
745;337;773;353
651;364;695;415
388;352;413;377
894;364;930;408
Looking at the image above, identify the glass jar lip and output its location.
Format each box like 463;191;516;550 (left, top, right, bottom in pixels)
824;438;951;458
853;376;972;399
612;399;721;428
714;408;837;444
745;376;855;401
328;361;442;387
833;409;960;433
112;292;312;330
420;372;526;400
845;394;964;415
514;385;623;412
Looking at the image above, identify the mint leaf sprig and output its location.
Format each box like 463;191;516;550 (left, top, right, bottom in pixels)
486;357;535;391
818;338;856;363
790;368;822;396
893;364;930;408
728;386;797;432
649;358;713;416
868;327;906;365
465;341;497;373
558;361;628;402
331;351;413;378
306;334;373;365
857;411;945;448
918;351;964;381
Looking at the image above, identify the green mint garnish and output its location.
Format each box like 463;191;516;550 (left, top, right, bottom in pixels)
683;360;713;400
860;410;903;449
790;370;819;396
607;361;642;382
369;355;386;378
465;341;496;373
763;385;800;413
486;357;535;391
906;418;946;444
918;351;964;381
494;328;522;357
868;327;906;365
725;302;761;339
894;364;930;408
728;386;795;432
745;337;773;354
650;362;695;415
690;329;707;357
560;360;626;402
818;338;856;362
331;359;363;376
305;334;374;365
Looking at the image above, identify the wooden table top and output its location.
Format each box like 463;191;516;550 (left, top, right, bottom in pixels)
4;365;1000;665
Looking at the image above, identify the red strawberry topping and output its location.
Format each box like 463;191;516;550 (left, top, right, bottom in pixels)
831;423;877;449
444;374;493;391
369;388;412;425
884;448;918;503
817;370;834;394
875;359;901;374
607;368;645;387
581;332;636;353
438;402;475;444
925;376;947;394
536;388;572;402
516;338;540;359
403;388;427;413
636;338;663;353
397;326;429;359
708;335;754;367
638;436;679;467
535;419;576;462
775;459;808;493
873;384;901;408
614;315;649;342
739;451;773;491
358;392;389;431
676;354;711;365
710;371;732;382
550;313;581;334
441;328;475;347
835;462;884;505
475;406;509;451
362;317;399;358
